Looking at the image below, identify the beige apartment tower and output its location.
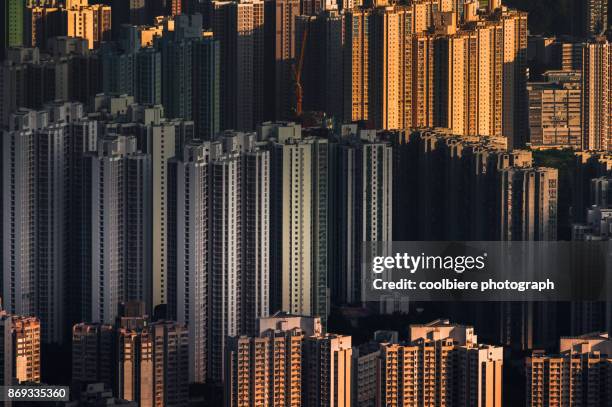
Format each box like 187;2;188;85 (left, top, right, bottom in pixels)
117;328;155;405
344;8;370;123
348;5;437;130
65;0;111;49
0;311;41;385
117;322;189;407
225;327;305;407
436;7;526;145
369;6;412;130
440;21;503;137
476;20;503;138
582;38;612;150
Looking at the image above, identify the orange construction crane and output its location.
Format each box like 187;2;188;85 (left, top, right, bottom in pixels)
292;23;309;118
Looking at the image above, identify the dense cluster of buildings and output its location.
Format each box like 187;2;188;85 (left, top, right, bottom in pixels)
527;333;612;407
1;0;612;405
0;0;610;153
72;302;189;406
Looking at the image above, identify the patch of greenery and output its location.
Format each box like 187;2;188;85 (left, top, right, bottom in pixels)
532;148;575;170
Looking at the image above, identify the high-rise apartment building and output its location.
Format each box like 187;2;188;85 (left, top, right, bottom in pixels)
159;37;193;120
0;310;41;385
265;0;300;120
233;135;271;337
552;41;584;71
296;8;344;120
12;316;41;383
25;4;62;49
303;334;352;407
100;34;160;101
168;0;182;16
168;141;210;383
154;15;220;140
429;7;526;145
527;333;612;407
35;104;74;344
191;36;220;140
157;14;203;121
262;122;328;323
58;104;161;323
498;167;558;351
351;330;399;407
117;321;189;407
111;0;148;35
344;8;370;123
2;113;38;319
68;114;100;330
501;8;528;147
140;113;179;313
226;325;305;407
582;38;612;150
574;0;609;38
369;5;412;130
1;0;25;60
208;132;271;382
87;137;128;323
437;21;503;137
73;318;189;406
499;166;558;241
135;47;162;111
2;103;88;343
213;0;265;131
571;181;612;336
330;128;392;305
124;153;152;305
411;33;436;128
208;148;242;383
72;323;115;387
590;176;612;209
0;49;50;125
528;71;582;149
64;0;112;49
468;23;503;136
150;321;190;407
